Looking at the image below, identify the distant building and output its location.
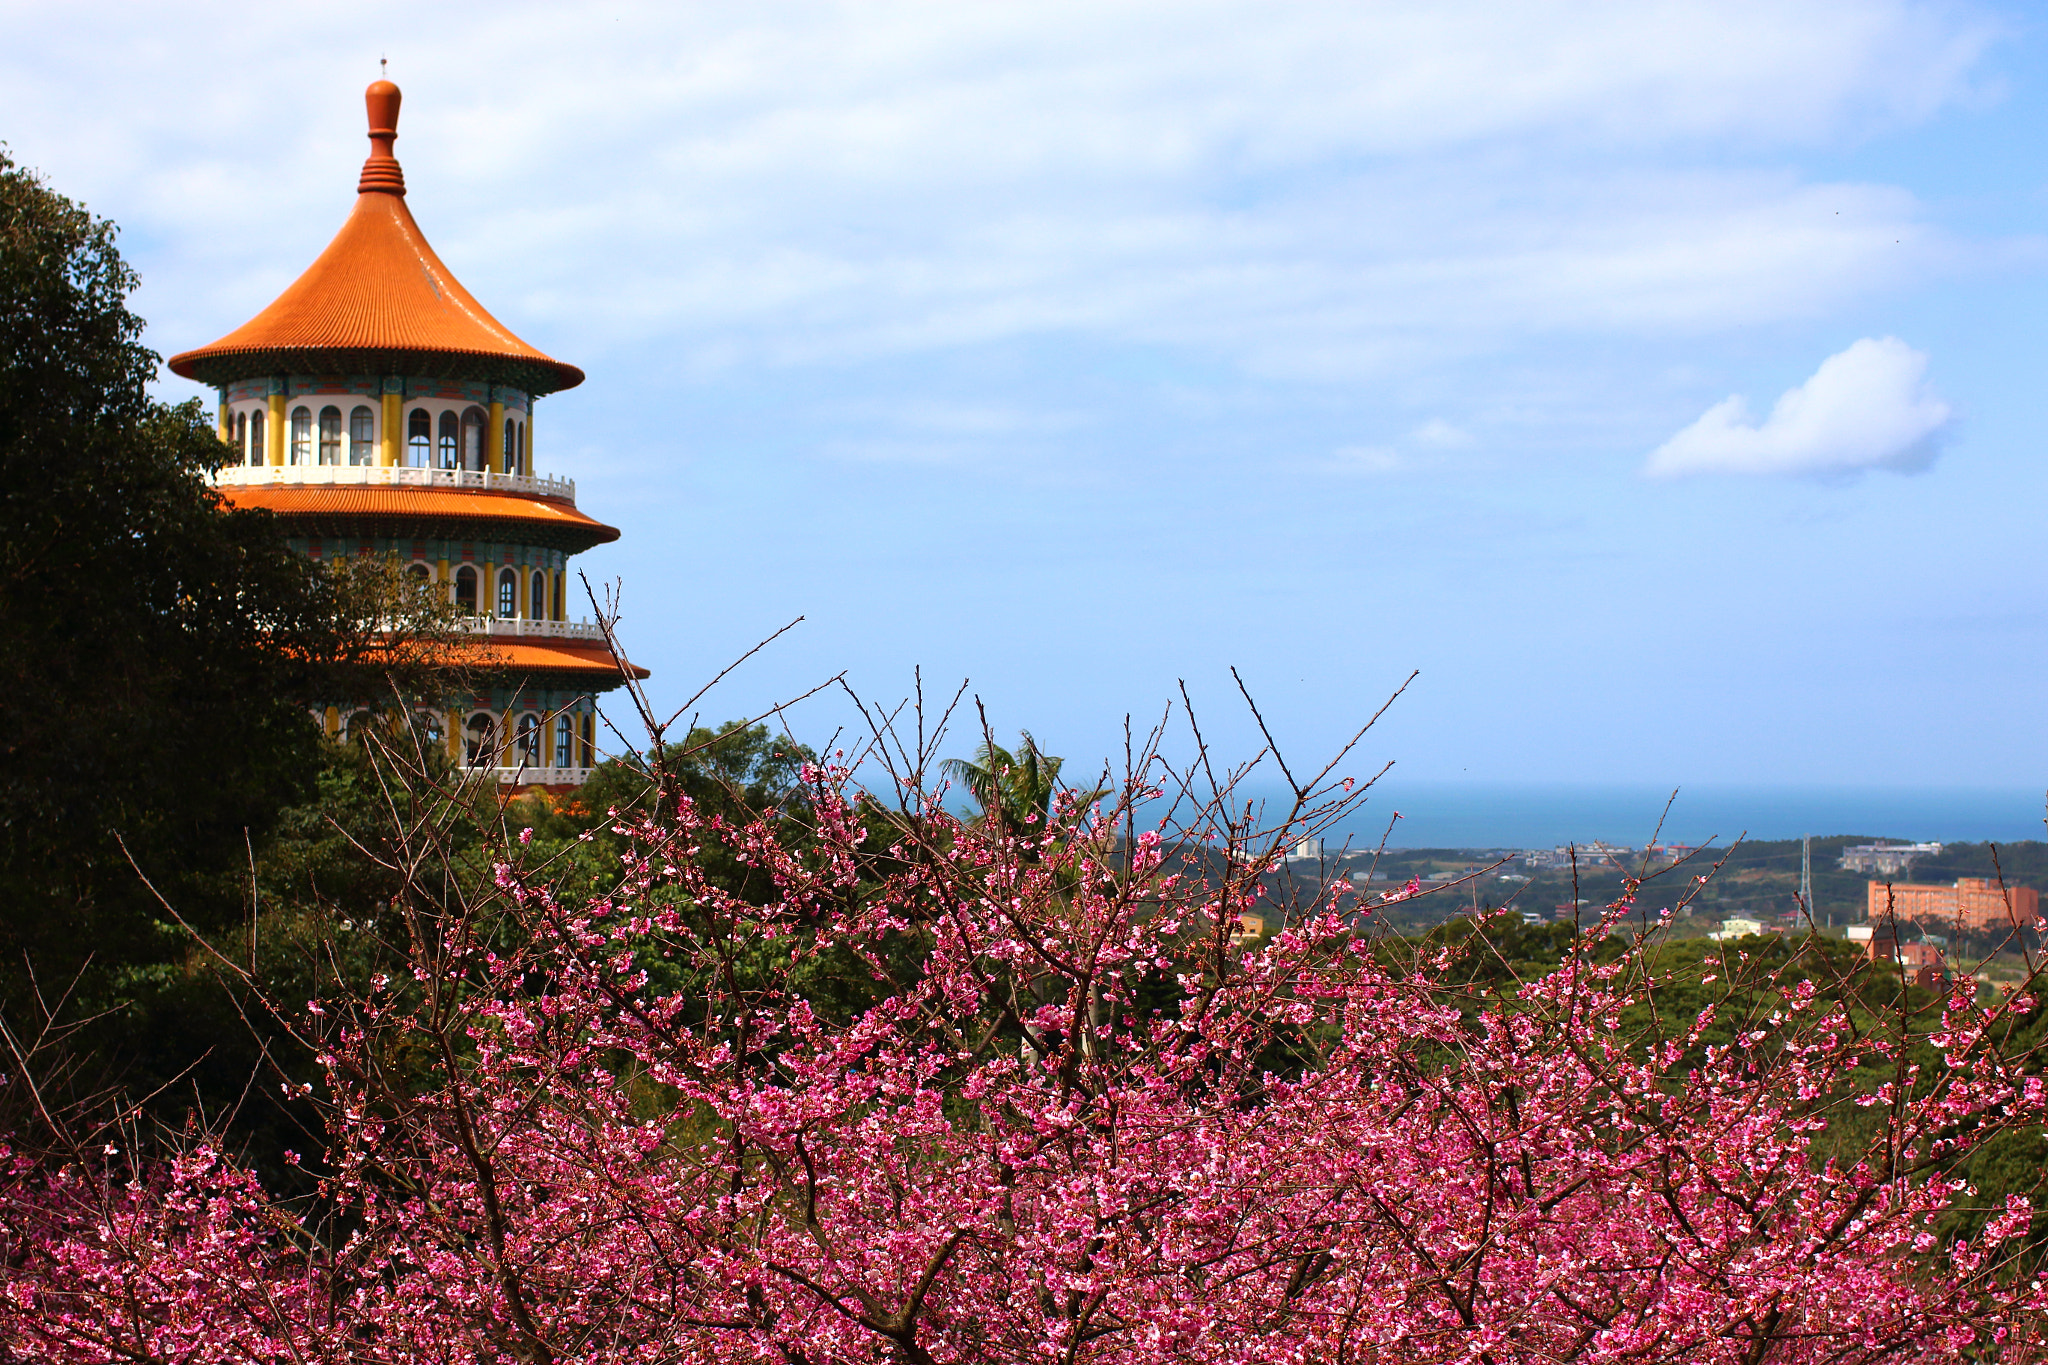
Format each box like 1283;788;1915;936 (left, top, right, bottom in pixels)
1839;842;1943;876
1893;943;1948;991
1710;916;1768;941
1287;837;1324;863
1857;925;1949;990
1865;877;2038;936
1522;842;1633;871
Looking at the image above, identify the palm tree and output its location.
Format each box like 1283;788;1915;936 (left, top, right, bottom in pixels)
942;731;1102;853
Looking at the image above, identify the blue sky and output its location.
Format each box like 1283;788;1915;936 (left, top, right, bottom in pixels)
7;1;2047;804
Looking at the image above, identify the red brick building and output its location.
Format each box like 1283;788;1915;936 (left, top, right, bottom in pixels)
1859;926;1950;990
1866;877;2038;935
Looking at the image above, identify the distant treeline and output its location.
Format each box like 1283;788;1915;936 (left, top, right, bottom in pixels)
1339;836;2048;886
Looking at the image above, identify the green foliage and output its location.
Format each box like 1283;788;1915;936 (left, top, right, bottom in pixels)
516;720;817;906
0;150;346;1038
0;156;475;1158
945;731;1066;833
941;731;1107;866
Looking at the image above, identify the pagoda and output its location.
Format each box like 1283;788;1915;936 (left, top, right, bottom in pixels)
170;79;644;789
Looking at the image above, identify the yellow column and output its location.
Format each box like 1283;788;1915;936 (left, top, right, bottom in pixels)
488;398;506;475
324;705;340;738
448;707;463;761
266;392;286;466
217;397;231;444
382;390;403;466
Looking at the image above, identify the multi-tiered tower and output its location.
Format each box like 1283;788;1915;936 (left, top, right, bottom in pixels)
170;80;644;790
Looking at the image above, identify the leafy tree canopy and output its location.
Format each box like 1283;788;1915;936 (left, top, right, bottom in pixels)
0;151;341;1029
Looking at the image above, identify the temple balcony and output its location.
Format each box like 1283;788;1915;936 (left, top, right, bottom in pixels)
467;764;595;787
213;463;576;504
452;616;609;642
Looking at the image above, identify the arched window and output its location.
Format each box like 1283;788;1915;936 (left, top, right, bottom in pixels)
454;565;478;615
318;406;342;465
515;713;541;768
406;562;431;588
462;408;486;471
497;568;518;619
249;408;266;465
289;406;311;464
551;572;565;621
349;406;376;464
438;411;459;469
582;713;595;768
408;408;432;466
502;416;520;475
343;709;375;746
233;411;247;461
553;712;574;770
530;570;547;621
464;712;497;767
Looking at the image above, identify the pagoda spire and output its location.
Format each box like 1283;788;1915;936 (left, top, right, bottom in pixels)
358;79;406;197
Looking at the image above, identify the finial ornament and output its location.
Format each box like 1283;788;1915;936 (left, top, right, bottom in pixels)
358;79;406;197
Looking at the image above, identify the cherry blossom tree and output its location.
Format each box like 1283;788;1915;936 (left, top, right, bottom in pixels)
6;678;2048;1364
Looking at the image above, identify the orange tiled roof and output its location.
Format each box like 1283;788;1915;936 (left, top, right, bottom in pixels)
218;484;619;551
168;82;584;397
348;635;645;683
478;640;650;681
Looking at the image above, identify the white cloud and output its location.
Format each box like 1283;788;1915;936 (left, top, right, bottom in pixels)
1330;445;1404;474
0;0;2006;396
1412;419;1475;448
1644;337;1952;478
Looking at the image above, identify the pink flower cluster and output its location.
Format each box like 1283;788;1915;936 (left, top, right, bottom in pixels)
6;762;2046;1363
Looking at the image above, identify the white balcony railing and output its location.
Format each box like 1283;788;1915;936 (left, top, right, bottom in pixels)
472;765;592;787
453;617;609;643
214;463;575;503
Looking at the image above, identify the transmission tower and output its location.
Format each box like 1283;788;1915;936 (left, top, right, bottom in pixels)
1801;835;1816;927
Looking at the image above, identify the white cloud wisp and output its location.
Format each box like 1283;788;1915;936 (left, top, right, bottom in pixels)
0;1;2000;393
1644;337;1952;479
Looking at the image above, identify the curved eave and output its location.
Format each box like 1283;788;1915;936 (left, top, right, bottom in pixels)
349;637;648;687
171;347;583;398
219;485;620;554
474;640;650;682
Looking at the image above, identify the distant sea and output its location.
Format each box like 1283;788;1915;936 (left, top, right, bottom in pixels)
1288;783;2048;851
